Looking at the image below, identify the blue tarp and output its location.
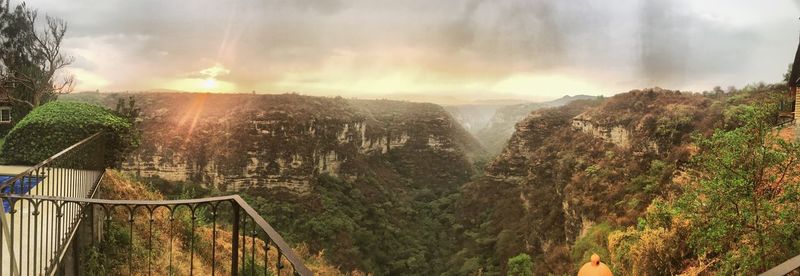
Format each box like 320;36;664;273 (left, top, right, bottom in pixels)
0;175;43;212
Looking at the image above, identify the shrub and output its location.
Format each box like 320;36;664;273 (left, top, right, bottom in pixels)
571;222;615;269
507;253;533;276
0;101;136;167
608;205;693;275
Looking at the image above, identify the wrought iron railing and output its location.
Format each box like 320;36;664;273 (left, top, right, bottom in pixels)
2;194;312;275
0;132;312;275
0;132;106;276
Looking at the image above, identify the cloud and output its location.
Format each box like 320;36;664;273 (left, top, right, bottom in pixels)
186;63;231;79
291;0;346;14
20;0;800;100
637;1;757;87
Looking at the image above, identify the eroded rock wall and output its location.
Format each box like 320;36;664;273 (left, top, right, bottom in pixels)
116;93;481;194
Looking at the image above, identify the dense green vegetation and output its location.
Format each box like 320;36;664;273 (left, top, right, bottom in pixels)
241;168;465;274
507;253;534;276
609;103;800;274
0;101;136;166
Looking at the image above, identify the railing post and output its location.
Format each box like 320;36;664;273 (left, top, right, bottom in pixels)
73;223;80;276
231;204;240;276
0;200;19;276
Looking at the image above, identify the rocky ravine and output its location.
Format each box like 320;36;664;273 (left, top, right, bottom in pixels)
446;95;596;156
453;89;721;275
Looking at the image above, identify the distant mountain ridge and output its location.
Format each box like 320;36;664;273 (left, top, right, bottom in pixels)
446;95;597;156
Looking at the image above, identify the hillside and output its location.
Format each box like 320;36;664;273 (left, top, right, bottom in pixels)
449;86;782;275
63;92;484;274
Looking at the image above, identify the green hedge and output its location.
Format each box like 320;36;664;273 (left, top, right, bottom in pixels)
0;101;135;167
0;123;11;137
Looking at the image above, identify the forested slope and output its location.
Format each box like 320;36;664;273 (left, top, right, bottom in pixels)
450;85;785;275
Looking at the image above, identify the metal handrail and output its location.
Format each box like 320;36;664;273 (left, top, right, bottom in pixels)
232;195;312;276
1;193;313;275
0;132;103;191
0;131;106;276
1;193;310;274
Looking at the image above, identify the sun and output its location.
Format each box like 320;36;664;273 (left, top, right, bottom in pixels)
163;75;236;92
201;78;218;90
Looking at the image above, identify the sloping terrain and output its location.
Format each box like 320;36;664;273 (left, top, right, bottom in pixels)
450;87;780;275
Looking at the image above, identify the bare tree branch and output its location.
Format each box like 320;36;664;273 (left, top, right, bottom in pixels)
0;5;72;108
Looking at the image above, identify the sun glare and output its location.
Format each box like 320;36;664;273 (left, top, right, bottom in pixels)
201;78;217;90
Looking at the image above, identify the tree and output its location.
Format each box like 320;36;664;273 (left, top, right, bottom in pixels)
507;253;533;276
784;63;793;84
609;103;800;274
115;96;141;124
0;0;73;109
678;104;800;273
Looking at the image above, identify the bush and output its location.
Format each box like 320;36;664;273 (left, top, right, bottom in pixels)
571;222;615;270
507;253;533;276
608;210;692;275
0;101;135;167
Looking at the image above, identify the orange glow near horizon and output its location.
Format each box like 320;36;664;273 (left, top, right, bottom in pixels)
263;70;606;100
159;63;236;93
163;77;236;93
177;94;209;145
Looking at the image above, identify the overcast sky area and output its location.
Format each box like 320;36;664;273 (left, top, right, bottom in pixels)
19;0;800;104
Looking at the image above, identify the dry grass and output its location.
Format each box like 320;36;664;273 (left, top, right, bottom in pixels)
776;125;796;141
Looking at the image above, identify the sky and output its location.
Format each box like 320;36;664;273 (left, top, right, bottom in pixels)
19;0;800;104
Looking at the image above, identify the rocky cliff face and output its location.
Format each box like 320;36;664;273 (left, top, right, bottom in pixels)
99;93;482;194
571;114;631;149
452;89;721;275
